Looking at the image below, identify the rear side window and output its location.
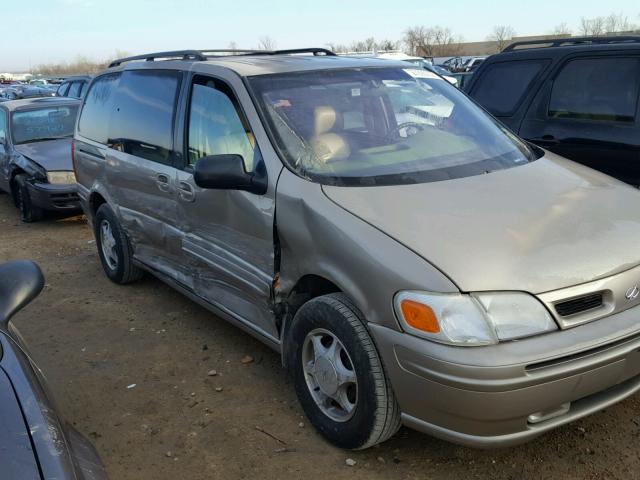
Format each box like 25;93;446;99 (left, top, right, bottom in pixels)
57;82;70;97
78;73;120;144
109;70;181;165
549;57;640;122
471;59;549;116
68;81;82;98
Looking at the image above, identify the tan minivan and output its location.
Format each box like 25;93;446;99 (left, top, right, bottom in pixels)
74;48;640;449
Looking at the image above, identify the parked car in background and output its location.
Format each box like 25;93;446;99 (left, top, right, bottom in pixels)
1;83;56;100
56;75;91;99
449;71;474;89
0;260;108;480
465;36;640;185
436;56;463;72
354;52;459;86
461;56;486;72
0;97;80;221
75;48;640;450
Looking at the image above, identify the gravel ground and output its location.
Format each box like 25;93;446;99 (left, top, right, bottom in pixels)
1;193;640;479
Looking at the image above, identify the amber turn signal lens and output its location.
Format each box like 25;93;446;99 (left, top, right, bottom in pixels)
400;300;440;333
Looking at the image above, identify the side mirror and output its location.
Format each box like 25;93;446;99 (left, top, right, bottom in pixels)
0;261;44;326
194;154;267;195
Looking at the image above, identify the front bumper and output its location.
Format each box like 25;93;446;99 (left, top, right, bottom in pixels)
371;303;640;448
27;181;80;212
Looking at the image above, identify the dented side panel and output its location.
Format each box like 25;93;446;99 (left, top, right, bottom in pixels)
274;168;458;332
173;66;284;341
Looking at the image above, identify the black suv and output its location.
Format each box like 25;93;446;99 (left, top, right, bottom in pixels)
465;37;640;185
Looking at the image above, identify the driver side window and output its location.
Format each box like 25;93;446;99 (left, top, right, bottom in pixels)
187;77;257;172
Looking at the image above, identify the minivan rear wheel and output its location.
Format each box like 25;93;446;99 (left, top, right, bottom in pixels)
287;293;401;449
94;204;144;284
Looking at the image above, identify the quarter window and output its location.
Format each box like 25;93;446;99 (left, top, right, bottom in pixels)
109;70;181;165
187;77;257;172
471;59;549;116
78;73;120;144
549;57;640;122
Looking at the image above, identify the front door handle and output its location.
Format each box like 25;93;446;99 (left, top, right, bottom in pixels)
178;181;196;202
156;173;171;193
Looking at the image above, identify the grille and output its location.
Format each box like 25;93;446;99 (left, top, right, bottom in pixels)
555;292;603;317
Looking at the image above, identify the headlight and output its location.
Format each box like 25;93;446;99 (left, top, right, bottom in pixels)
46;171;76;184
394;291;557;346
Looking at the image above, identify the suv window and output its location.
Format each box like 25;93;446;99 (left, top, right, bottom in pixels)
57;82;70;97
471;59;549;116
549;57;640;122
187;76;257;172
68;81;82;98
78;73;121;144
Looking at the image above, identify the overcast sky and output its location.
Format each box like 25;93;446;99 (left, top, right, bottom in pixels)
3;0;639;71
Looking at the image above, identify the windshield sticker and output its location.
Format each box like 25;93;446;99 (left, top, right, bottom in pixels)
351;88;361;97
403;68;442;80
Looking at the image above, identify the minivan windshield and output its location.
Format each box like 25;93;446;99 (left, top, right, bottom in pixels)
250;67;536;186
11;105;78;145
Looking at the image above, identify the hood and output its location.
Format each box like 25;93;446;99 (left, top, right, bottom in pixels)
323;154;640;294
14;138;73;171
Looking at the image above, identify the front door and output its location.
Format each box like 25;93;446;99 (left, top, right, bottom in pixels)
174;73;279;341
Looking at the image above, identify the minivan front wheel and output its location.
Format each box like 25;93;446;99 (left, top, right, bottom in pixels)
14;175;44;223
287;293;401;449
94;204;144;284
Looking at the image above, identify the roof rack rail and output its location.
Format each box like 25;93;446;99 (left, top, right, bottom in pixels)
254;48;337;56
503;35;640;52
108;47;336;68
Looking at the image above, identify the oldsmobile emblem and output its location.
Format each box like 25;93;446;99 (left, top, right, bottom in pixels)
625;286;640;300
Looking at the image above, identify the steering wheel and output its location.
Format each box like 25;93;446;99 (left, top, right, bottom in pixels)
385;122;425;141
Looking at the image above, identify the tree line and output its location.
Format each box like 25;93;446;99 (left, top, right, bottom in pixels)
28;12;639;75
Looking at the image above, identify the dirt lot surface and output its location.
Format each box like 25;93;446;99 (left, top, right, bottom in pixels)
2;195;640;480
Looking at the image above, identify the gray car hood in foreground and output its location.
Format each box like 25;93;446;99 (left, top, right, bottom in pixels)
14;138;73;171
323;154;640;294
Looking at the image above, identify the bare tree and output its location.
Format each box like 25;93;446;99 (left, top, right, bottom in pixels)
258;36;276;50
604;13;632;33
403;26;428;56
579;16;606;36
551;22;572;36
227;41;238;50
487;25;516;52
403;26;463;57
377;39;399;51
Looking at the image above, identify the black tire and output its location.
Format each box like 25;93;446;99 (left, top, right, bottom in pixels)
94;204;144;284
14;174;44;223
286;293;401;449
